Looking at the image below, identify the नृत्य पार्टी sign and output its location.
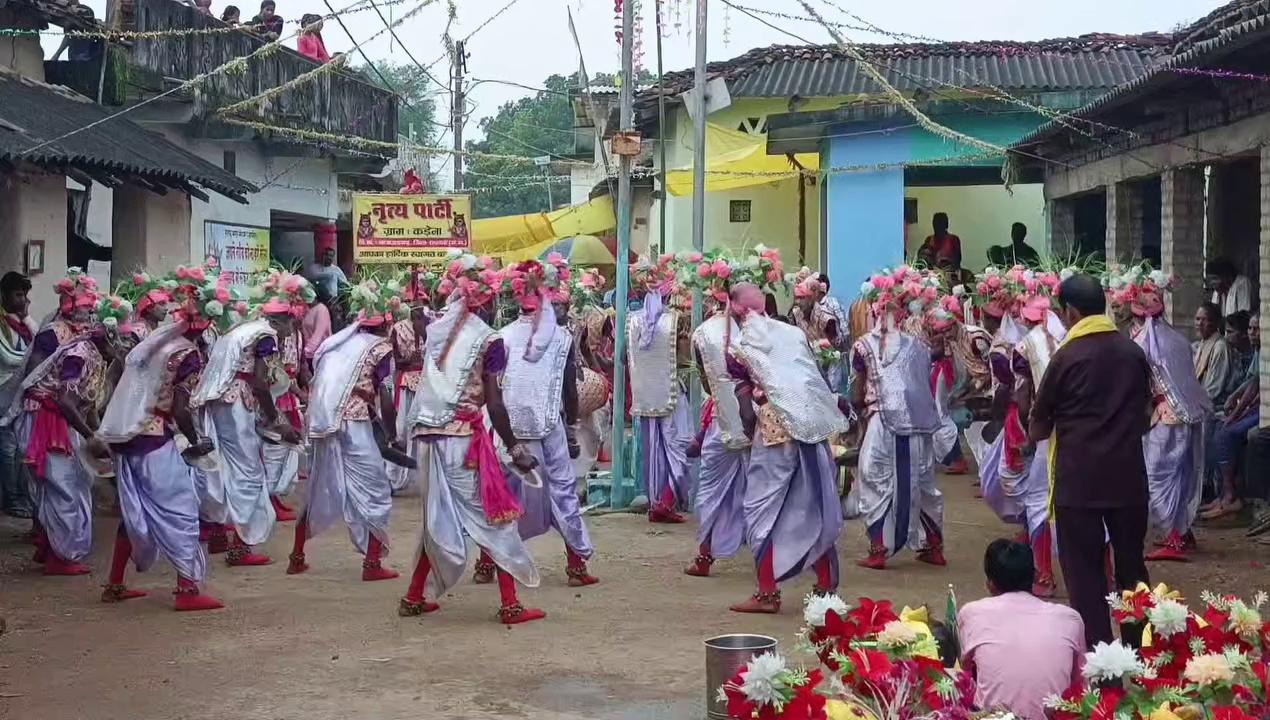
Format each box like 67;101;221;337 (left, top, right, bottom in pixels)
352;193;472;264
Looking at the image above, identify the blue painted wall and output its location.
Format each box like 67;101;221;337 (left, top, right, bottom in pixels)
821;112;1047;305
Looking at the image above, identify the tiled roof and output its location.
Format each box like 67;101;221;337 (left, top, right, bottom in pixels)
641;35;1173;101
0;70;256;201
1012;0;1270;150
0;0;104;30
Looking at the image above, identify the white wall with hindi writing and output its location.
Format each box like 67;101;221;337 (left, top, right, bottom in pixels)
152;132;339;262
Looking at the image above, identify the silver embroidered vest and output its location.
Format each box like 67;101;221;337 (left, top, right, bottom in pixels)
1016;324;1059;388
627;308;679;417
734;315;850;444
858;331;941;435
692;314;749;450
409;312;495;429
500;318;572;440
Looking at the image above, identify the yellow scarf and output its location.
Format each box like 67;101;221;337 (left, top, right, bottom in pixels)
1046;314;1118;512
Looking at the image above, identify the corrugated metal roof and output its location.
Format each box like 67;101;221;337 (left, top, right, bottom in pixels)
1012;4;1270;149
0;70;256;201
728;48;1157;96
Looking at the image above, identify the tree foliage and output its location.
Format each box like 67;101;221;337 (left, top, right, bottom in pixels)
364;61;443;187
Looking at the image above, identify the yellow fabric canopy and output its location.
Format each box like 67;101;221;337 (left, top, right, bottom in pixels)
473;195;617;263
666;123;819;196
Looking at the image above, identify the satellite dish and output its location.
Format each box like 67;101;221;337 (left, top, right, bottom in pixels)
683;77;732;120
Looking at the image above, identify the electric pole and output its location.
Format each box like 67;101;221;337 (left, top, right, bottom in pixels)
451;39;466;191
610;0;635;508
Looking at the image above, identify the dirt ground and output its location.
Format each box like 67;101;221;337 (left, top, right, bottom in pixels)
1;476;1266;720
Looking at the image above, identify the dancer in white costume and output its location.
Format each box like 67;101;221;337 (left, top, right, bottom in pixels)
289;276;403;580
848;266;945;570
98;269;225;612
398;253;547;625
1;270;109;576
263;328;304;521
191;270;311;567
386;268;431;495
494;255;598;586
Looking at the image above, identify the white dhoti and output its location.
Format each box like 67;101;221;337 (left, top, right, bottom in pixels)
572;403;610;481
16;412;93;563
849;414;941;556
115;439;207;582
694;420;747;558
199;400;275;545
303;420;393;554
1145;422;1204;536
415;435;539;598
264;441;299;497
511;422;594;557
387;387;418;494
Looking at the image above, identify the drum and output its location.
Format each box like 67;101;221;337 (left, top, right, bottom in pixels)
577;367;609;416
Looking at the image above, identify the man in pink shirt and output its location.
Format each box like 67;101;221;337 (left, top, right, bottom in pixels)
302;295;332;366
958;539;1085;720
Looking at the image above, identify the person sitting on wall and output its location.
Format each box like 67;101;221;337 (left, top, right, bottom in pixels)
250;0;284;39
988;223;1041;268
1207;257;1253;317
297;14;331;64
918;212;962;274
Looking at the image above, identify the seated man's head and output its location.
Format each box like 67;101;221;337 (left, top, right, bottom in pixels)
983;538;1034;596
1011;222;1027;244
1206;258;1237;293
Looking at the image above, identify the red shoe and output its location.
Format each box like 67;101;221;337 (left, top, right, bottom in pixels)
944;457;969;475
198;523;212;543
226;548;272;567
173;585;224;612
398;597;441;616
857;545;887;570
917;547;947;567
472;560;496;585
566;565;599;587
206;532;229;555
44;556;91;576
597;448;611;463
362;560;400;582
1145;546;1188;562
101;584;148;603
286;552;309;575
684;554;714;578
648;507;686;524
270;496;297;523
729;591;781;614
498;603;547;625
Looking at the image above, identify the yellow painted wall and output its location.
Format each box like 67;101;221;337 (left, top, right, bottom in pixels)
903;184;1048;272
653;101;830;272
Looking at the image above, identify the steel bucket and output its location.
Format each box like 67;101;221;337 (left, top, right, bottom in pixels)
703;633;778;719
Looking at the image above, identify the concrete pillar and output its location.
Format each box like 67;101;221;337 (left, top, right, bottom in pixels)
0;170;69;318
1106;183;1142;268
1047;197;1076;259
0;9;46;81
1161;167;1206;335
1259;147;1270;428
110;185;193;284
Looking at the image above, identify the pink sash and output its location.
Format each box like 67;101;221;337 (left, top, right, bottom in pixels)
458;411;523;526
24;398;72;480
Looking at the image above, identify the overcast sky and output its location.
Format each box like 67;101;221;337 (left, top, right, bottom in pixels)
58;0;1224;135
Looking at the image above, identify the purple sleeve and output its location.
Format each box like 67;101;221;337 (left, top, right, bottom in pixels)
175;352;202;383
255;337;278;358
372;355;391;386
60;356;84;381
990;352;1013;386
482;339;507;375
34;329;59;355
1011;351;1031;381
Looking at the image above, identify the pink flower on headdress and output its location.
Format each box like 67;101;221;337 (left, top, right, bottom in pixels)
986;275;1003;290
685;252;703;263
921;286;938;303
510;277;527;295
56;278;75;294
188;266;207;283
448;261;463;276
282;275;303;294
546;252;565;265
110;296;123;309
215;287;230;303
175;266;190;280
478;255;494;268
658;253;674;265
206;256;219;268
579;273;600;289
766;269;782;284
234;301;248;314
712;260;732;279
133;273;146;285
479;269;500;287
871;274;895;291
816;338;832;350
761;248;780;262
697;264;713;279
438;278;455;296
1020;295;1051;323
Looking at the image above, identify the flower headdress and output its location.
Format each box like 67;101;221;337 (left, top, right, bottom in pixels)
681;249;739;304
790;266;826;299
344;273;402;327
926;293;964;332
1010;265;1061;324
437;250;503;310
506;253;571;312
1104;262;1175;318
94;294;133;331
859;265;940;322
116;269;174;320
630;253;679;298
255;269;316;318
402;265;434;308
569;266;606;313
54;267;100;314
171;258;247;332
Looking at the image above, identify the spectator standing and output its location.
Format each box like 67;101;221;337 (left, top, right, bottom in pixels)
958;539;1085;720
222;5;241;24
1208;258;1253;316
1193;302;1232;405
301;291;332;367
297;13;330;63
1028;273;1152;648
250;0;284;39
307;228;346;300
0;272;38;518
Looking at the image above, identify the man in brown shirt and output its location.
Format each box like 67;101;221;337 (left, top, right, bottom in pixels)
1029;273;1153;648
